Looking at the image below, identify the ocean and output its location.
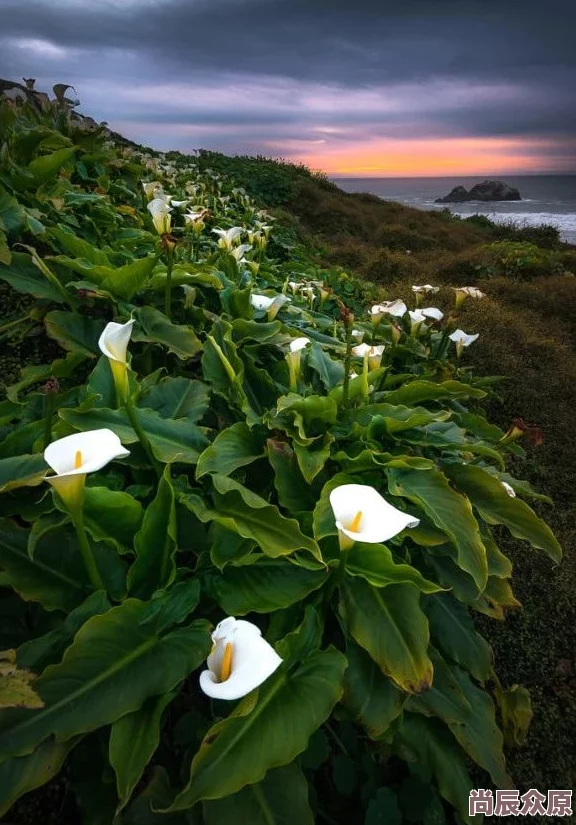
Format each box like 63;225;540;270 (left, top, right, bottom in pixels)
332;175;576;245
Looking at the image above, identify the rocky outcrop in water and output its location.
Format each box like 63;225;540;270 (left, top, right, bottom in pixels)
435;180;521;203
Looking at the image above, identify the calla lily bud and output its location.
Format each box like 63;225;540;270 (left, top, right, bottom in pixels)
449;328;479;358
199;617;283;701
286;336;310;391
501;481;516;497
329;483;419;551
44;429;129;511
98;319;134;402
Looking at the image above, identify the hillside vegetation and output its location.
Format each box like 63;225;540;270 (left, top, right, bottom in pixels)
0;88;573;825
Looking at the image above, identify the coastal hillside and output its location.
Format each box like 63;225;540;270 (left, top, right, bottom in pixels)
0;85;573;823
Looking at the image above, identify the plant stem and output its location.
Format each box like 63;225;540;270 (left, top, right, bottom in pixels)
0;313;31;336
124;396;162;478
72;508;105;592
164;247;174;318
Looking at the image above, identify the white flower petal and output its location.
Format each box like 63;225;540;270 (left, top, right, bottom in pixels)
449;329;479;346
352;343;371;357
98;319;134;364
421;307;444;321
329;484;419;544
44;429;130;478
290;336;310;353
251;294;274;311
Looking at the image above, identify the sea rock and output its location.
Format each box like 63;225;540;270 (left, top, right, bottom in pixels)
435;180;521;203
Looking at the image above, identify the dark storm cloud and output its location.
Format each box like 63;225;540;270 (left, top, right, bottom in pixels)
1;0;575;168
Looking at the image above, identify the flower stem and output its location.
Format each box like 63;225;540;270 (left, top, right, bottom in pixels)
125;397;162;478
164;248;174;319
72;508;105;592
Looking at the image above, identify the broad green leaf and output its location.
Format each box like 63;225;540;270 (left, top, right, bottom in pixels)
45;309;103;356
307;341;345;389
196;422;264;478
60;406;208;465
0;737;78;818
366;788;403;825
50;224;112;266
52;254;157;301
394;715;475;825
312;472;355;540
202;762;314;825
387;467;488;591
445;667;512;788
267;438;316;512
209;523;255;569
340;579;433;694
345;543;442;594
84;486;143;554
384;380;486;405
209;556;327;614
128;468;177;599
6;351;84;403
293;433;333;483
0;251;67;302
343;642;405;738
28;147;76;184
0;600;210;759
495;684;533;747
133;305;202;358
406;648;472;724
268;393;337;445
143;578;201;634
167;646;346;809
231;318;283;342
0;518;89;611
139;377;210;422
18;591;111;672
0;421;45;459
122;766;189;825
110;691;175;811
194;475;322;562
344;403;450;433
0;454;47;493
443;463;562;563
424;594;492;682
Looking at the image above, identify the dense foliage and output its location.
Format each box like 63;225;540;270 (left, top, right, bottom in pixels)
0;89;564;824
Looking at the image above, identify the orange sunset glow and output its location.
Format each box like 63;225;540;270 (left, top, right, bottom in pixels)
290;137;564;177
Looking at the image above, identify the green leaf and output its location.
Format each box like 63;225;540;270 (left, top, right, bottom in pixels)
139;377;210;422
340;579;433;694
28;147;76;184
52;254;157;301
209;556;327;614
343;642;405;738
110;691;175;811
384;380;486;405
312;472;355;540
45;309;103;356
84;487;143;554
366;788;403;825
0;519;89;611
0;600;210;760
0;650;43;709
344;403;450;433
495;684;533;747
387;467;488;591
196;422;264;479
443;463;562;563
167;646;346;809
0;737;78;818
307;341;345;389
202;762;314;825
446;667;512;788
0;251;67;302
424;594;493;682
394;715;475;825
345;543;442;594
50;224;112;266
128;467;177;599
406;648;472;724
293;433;333;483
133;305;202;359
267;438;316;512
0;454;47;493
60;406;208;465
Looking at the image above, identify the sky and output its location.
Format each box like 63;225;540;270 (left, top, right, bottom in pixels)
1;0;576;177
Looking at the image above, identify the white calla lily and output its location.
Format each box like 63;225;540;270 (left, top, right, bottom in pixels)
352;344;384;370
230;243;252;263
147;197;172;235
330;484;419;550
351;329;364;342
98;319;134;400
412;284;439;294
44;429;130;480
370;300;407;321
289;336;310;353
421;307;444;321
352;343;371;358
199;617;283;701
251;293;290;320
449;328;479;357
142;181;163;201
453;286;486;308
212;227;244;250
409;310;426;325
